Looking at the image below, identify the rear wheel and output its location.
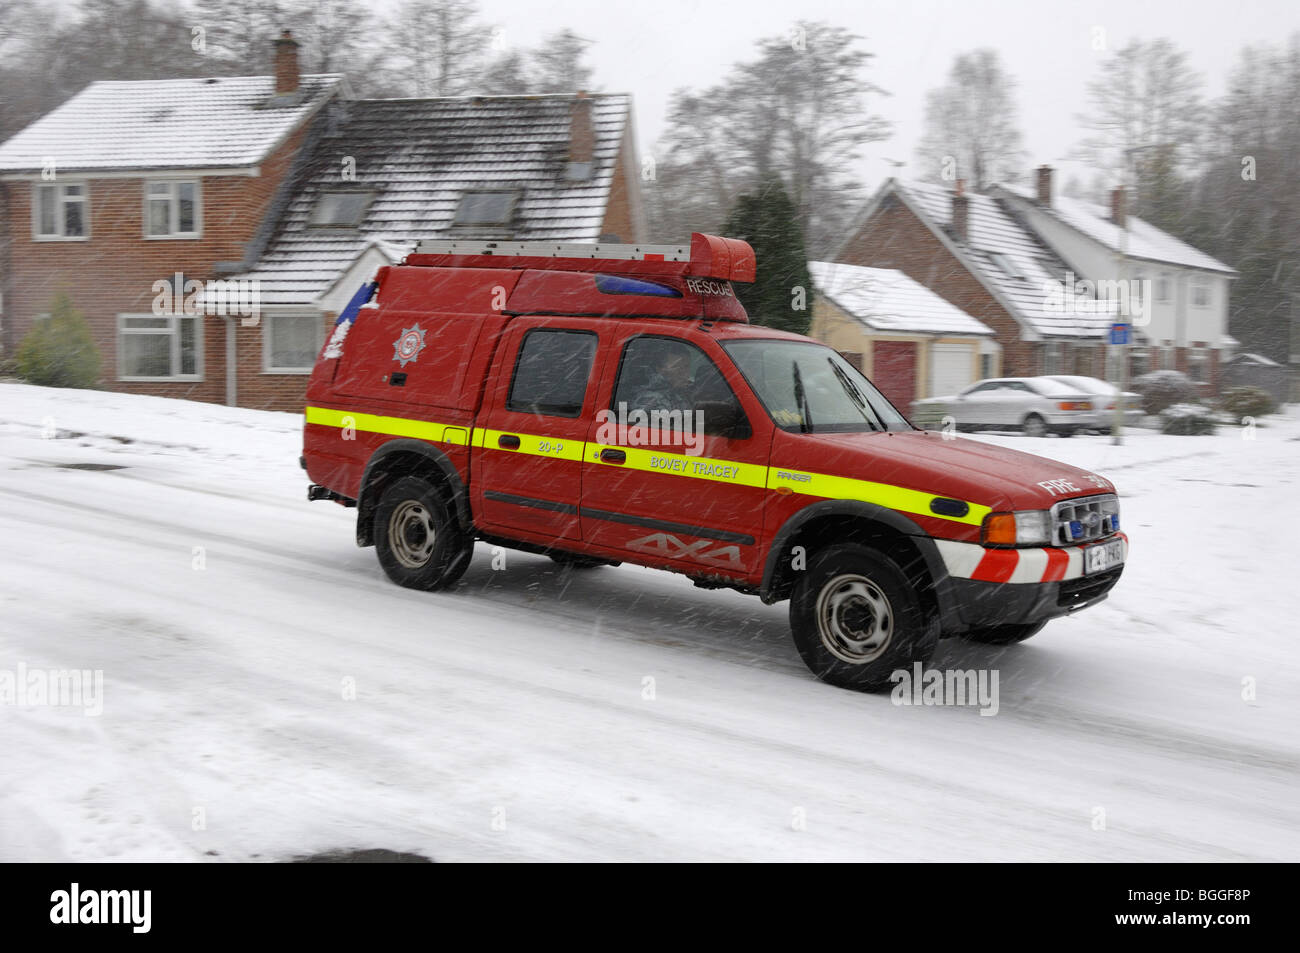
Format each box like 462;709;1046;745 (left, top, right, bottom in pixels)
961;621;1046;645
789;543;939;692
373;476;472;591
1022;413;1048;437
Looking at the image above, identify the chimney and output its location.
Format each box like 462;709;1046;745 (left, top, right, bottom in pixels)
274;30;299;95
565;91;594;181
1110;186;1127;227
951;178;969;243
1036;165;1053;206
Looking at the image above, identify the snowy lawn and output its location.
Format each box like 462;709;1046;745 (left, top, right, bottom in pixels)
1;382;1297;861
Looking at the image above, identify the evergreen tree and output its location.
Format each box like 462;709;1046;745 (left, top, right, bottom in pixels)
722;179;812;335
16;291;101;389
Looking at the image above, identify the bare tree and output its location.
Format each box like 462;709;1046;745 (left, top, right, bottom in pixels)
479;49;531;95
914;49;1024;191
387;0;490;97
529;29;594;94
1075;38;1204;189
648;21;889;256
190;0;286;75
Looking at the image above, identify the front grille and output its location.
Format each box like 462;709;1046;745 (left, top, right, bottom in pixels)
1050;493;1120;546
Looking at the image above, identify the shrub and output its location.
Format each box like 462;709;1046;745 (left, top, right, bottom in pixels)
1220;386;1276;422
15;291;100;388
1160;402;1217;435
1132;370;1198;415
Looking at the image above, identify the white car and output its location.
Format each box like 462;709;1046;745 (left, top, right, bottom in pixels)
912;377;1098;437
1044;375;1144;428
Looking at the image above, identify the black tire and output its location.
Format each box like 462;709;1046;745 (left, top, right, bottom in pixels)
1022;413;1048;437
789;543;940;692
373;476;472;591
961;621;1047;645
548;552;615;570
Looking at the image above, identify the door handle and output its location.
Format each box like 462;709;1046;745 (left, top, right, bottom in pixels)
498;434;521;449
600;448;626;464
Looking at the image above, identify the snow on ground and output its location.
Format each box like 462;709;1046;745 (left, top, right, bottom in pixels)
1;381;1298;862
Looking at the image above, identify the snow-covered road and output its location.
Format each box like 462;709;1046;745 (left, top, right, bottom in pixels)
2;383;1297;861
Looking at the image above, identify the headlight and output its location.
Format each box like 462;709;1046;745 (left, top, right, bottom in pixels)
982;510;1052;547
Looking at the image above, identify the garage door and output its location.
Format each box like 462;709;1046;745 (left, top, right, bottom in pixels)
870;341;917;411
930;343;974;398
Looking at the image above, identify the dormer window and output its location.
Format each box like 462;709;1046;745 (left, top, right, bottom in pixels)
452;190;520;229
311;190;373;227
145;180;201;238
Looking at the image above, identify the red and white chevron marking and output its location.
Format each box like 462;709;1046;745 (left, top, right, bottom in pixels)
935;532;1129;584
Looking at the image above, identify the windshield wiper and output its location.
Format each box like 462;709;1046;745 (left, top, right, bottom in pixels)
792;361;813;433
827;357;881;431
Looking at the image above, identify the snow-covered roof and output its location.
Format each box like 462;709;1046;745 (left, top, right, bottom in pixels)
230;94;634;306
997;183;1236;275
1230;352;1281;366
0;75;344;173
810;261;992;336
880;180;1115;339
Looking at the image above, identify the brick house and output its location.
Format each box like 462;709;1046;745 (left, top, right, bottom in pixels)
0;34;645;412
993;168;1237;392
835;178;1117;383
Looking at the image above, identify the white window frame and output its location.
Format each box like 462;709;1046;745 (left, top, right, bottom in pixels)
1187;347;1209;383
262;312;324;374
1191;277;1211;309
1042;341;1062;374
32;181;90;240
117;313;204;381
143;179;203;239
1156;273;1171;304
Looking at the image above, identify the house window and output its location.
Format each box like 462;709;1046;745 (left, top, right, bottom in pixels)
145;181;201;238
118;314;202;380
1162;345;1178;370
980;353;994;379
1129;347;1150;379
310;190;373;227
1042;341;1062;374
1187;348;1209;383
1072;343;1095;376
1156;274;1170;303
452;190;520;228
263;313;324;373
33;182;88;239
1191;278;1211;308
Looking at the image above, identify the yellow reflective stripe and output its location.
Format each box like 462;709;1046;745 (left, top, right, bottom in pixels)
590;444;768;488
308;405;987;525
477;428;586;462
306;405;469;444
768;466;990;526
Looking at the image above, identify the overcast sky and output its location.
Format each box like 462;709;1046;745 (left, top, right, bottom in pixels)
454;0;1299;197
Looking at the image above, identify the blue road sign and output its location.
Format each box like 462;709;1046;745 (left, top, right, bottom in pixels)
1109;323;1130;346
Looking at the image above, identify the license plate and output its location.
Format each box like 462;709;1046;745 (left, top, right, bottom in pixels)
1084;538;1124;575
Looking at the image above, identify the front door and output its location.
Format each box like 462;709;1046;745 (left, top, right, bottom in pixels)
580;332;771;578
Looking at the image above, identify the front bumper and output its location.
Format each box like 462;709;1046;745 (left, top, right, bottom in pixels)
929;534;1128;632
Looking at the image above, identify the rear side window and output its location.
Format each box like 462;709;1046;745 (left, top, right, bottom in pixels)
507;329;598;417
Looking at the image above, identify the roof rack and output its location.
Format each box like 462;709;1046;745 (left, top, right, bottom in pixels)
406;232;757;283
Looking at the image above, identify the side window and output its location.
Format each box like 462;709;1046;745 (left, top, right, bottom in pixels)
613;336;749;438
507;329;597;417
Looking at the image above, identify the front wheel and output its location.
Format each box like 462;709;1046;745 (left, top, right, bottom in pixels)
789;543;939;692
961;621;1046;645
373;476;472;591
